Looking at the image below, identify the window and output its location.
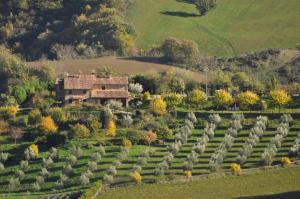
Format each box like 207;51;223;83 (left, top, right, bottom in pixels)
102;86;106;90
68;90;72;94
68;99;72;104
83;90;87;94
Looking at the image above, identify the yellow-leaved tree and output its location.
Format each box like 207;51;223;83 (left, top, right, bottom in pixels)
214;90;233;109
163;92;182;110
237;91;260;110
131;171;142;184
187;89;207;107
29;144;39;157
270;89;291;112
151;97;167;115
39;116;58;134
106;120;116;137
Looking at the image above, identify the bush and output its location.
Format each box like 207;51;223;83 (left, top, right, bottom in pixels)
0;152;9;163
39;116;58;134
151;97;167;115
88;161;98;171
15;170;25;180
106;120;116;137
281;157;292;167
47;107;67;124
63;164;74;175
131;171;142;184
122;138;132;148
126;130;143;144
46;131;67;146
70;123;90;138
71;146;83;158
12;86;27;104
28;109;42;126
20;160;29;171
230;163;241;175
186;89;207;107
8;177;21;191
161;37;199;64
103;174;114;184
79;174;90;186
67;155;77;166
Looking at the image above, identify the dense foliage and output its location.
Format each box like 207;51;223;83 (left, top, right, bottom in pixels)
0;0;134;60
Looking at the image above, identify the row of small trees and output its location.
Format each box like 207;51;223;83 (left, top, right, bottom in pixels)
103;147;130;185
130;148;156;184
289;133;300;157
154;112;198;177
208;114;244;172
150;89;292;115
261;114;293;166
236;116;268;165
182;114;222;175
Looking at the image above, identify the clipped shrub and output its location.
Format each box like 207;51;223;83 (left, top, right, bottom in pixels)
8;177;21;191
122;138;132;148
88;161;98;171
79;174;90;186
70;123;90;138
43;157;54;169
230;163;241;175
131;171;142;184
281;157;292;167
67;155;77;166
63;164;74;175
91;152;101;162
184;170;192;178
39;116;58;134
0;152;9;163
15;170;25;180
95;145;106;156
106;120;116;137
126;130;143;144
103;174;114;184
40;168;49;177
33;182;41;191
71;146;83;158
20;160;29;172
107;166;117;176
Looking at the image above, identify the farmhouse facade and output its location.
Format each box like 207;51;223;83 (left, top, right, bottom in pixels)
55;74;129;106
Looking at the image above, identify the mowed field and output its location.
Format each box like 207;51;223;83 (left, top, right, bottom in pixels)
126;0;300;56
27;57;205;82
99;165;300;199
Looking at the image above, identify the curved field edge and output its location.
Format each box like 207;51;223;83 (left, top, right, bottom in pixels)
27;57;205;83
99;165;300;199
126;0;300;57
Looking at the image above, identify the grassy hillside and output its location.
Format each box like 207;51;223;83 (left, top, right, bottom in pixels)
99;165;300;199
126;0;300;57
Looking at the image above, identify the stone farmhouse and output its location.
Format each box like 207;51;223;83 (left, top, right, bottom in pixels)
55;74;129;106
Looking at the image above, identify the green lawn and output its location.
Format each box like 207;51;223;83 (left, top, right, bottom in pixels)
99;165;300;199
126;0;300;56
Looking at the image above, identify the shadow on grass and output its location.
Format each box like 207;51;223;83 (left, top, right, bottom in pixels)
236;191;300;199
117;56;164;65
160;11;199;17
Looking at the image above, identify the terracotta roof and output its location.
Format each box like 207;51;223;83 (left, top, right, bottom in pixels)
91;90;129;98
63;75;128;89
